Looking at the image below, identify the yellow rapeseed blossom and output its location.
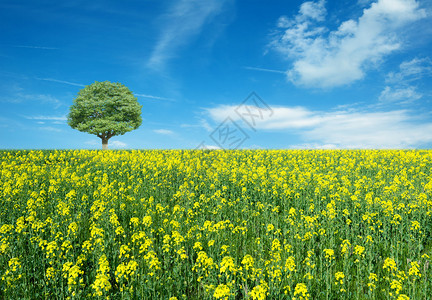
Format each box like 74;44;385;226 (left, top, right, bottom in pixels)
220;256;236;274
241;254;254;271
323;249;335;261
249;281;268;300
408;261;421;278
92;254;111;296
383;258;397;272
1;149;432;298
293;283;310;300
334;271;344;285
213;284;230;299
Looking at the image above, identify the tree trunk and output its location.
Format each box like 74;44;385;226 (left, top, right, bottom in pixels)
102;138;108;150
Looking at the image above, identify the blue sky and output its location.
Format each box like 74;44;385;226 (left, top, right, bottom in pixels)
1;0;432;149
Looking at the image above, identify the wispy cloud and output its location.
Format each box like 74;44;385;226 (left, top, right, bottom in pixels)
85;140;99;146
147;0;231;70
195;143;221;150
181;118;213;131
153;129;174;135
134;93;174;101
1;92;63;107
385;57;432;83
110;140;128;148
35;77;85;87
39;126;62;132
85;140;128;148
11;45;59;50
24;115;67;121
379;57;432;104
288;143;338;149
378;86;422;104
244;66;286;74
206;104;432;148
269;0;426;88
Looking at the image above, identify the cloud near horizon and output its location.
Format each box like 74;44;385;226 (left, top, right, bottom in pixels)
206;104;432;148
153;129;174;135
270;0;427;88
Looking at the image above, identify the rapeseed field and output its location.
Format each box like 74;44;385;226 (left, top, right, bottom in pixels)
0;150;431;299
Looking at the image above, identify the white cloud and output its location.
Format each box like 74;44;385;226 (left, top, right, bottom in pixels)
35;77;85;87
244;66;286;74
85;140;99;146
153;129;174;135
270;0;426;88
207;104;432;148
181;119;213;131
378;86;422;103
11;45;59;50
299;0;326;21
379;57;431;104
110;140;128;148
386;57;432;83
289;143;338;149
24;115;67;121
2;93;62;107
208;105;321;129
303;110;432;148
148;0;231;70
39;126;62;132
196;143;221;150
134;93;174;101
85;139;128;148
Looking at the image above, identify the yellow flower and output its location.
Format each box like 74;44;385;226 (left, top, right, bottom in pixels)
390;279;403;295
142;215;152;227
323;249;335;261
271;238;281;252
46;266;56;280
68;222;78;236
241;254;254;271
130;217;140;227
15;217;26;233
354;245;365;256
293;283;310;300
410;221;420;231
92;254;111;296
285;256;296;272
213;284;230;299
119;244;131;259
267;224;274;232
220;245;229;255
340;240;351;255
144;251;160;273
220;256;236;274
249;281;268;300
193;241;203;251
383;258;397;272
408;261;421;278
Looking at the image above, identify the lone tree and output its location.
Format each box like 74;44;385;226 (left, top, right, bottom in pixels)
68;81;142;149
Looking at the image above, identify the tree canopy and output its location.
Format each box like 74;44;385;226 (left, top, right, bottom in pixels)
68;81;142;149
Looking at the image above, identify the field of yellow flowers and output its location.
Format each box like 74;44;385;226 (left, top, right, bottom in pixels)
1;150;431;299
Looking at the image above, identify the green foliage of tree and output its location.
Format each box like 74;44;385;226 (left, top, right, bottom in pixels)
68;81;142;149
